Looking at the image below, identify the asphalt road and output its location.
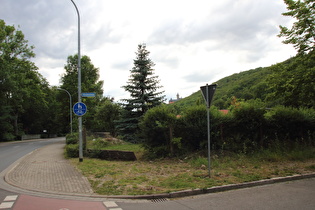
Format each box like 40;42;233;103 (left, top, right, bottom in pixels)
118;177;315;210
0;138;64;172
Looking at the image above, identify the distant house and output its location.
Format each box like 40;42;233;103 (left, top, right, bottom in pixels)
219;110;229;115
169;93;182;104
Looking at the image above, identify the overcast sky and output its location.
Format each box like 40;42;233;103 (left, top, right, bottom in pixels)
1;0;296;102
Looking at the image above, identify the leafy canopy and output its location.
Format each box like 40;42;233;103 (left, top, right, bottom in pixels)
279;0;315;54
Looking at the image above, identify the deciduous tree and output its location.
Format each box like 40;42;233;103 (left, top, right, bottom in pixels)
59;54;104;133
279;0;315;54
0;19;48;140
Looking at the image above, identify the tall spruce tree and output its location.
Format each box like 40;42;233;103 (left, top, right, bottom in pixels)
118;44;165;142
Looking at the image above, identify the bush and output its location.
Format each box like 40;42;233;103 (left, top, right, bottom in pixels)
91;138;109;149
265;106;315;146
177;105;207;151
139;105;178;157
227;101;266;152
65;144;79;158
66;133;78;145
139;101;315;158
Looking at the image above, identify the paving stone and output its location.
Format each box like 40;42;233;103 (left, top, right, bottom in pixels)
6;142;94;195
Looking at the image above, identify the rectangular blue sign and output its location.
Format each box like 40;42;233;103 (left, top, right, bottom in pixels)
81;92;96;97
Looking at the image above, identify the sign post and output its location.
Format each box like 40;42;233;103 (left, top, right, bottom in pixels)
200;84;217;177
70;0;83;162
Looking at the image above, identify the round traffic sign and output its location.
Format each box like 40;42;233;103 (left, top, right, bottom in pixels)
73;102;87;116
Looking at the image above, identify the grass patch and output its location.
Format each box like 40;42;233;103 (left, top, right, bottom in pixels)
70;146;315;196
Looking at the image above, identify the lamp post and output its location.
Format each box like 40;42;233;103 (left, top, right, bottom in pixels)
57;88;72;134
70;0;83;162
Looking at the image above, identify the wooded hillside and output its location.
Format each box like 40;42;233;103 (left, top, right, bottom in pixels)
171;52;315;110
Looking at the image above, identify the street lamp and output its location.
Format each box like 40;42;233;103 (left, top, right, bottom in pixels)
70;0;83;162
57;88;72;134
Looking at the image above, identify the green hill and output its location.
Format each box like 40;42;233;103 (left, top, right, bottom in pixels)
170;52;315;110
171;66;272;110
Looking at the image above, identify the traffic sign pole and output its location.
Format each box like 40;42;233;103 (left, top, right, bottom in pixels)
206;85;211;177
200;84;217;177
70;0;83;162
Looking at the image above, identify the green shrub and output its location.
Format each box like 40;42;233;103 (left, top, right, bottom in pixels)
139;105;178;157
65;144;79;158
91;138;109;149
139;100;315;158
265;106;315;146
66;133;78;145
177;105;207;151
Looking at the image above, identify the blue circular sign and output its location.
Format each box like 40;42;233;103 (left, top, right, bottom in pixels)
73;102;87;116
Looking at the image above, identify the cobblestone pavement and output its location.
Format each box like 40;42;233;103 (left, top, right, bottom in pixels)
5;141;94;196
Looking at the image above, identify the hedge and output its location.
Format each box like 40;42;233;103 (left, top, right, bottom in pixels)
140;103;315;156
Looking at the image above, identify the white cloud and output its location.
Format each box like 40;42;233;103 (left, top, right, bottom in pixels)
0;0;296;102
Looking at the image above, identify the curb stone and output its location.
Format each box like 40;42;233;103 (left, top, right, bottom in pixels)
3;140;315;200
96;173;315;200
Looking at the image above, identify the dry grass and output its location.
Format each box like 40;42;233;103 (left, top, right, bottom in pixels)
70;147;315;195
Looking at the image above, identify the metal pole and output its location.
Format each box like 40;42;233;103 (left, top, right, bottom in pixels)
57;88;73;134
206;84;211;177
70;0;83;162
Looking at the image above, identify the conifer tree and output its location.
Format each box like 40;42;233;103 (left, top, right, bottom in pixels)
118;44;165;141
122;44;165;114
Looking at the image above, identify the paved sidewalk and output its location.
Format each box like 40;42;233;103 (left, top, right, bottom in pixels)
5;141;94;196
3;140;315;200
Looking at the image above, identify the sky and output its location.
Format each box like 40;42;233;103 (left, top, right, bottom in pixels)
0;0;297;102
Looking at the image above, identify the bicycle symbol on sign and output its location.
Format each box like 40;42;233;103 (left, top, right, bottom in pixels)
73;102;87;116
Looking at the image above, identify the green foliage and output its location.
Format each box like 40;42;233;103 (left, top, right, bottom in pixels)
59;54;104;133
117;44;166;142
0;19;54;140
140;101;315;158
266;52;315;108
115;108;140;142
170;67;273;111
65;144;79;158
122;44;165;115
90;138;109;149
170;50;314;110
279;0;315;54
139;105;178;157
94;98;120;135
0;106;14;141
265;106;315;145
66;133;78;145
177;105;207;151
229;100;267;151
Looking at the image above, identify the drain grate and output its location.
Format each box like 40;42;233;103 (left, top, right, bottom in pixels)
151;198;168;203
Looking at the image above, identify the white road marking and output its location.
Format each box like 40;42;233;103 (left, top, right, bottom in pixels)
0;201;14;209
0;195;18;209
103;201;118;207
103;201;122;210
4;195;18;201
